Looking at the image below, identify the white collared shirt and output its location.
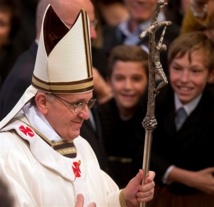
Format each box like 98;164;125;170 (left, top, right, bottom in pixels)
117;11;166;46
162;93;202;184
175;93;202;116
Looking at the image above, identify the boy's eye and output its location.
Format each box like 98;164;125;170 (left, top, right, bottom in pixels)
191;68;204;73
115;76;124;81
172;66;181;71
132;76;143;81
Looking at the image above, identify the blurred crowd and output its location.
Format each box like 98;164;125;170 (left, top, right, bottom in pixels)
1;0;214;206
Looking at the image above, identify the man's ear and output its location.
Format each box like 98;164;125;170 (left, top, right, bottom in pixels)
34;92;49;115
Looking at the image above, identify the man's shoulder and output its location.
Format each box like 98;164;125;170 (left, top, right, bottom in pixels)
0;128;24;152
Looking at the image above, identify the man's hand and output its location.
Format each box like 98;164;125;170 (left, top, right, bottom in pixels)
75;194;96;207
123;170;155;207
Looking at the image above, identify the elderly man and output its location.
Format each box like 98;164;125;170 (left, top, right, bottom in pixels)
0;0;111;172
0;3;155;207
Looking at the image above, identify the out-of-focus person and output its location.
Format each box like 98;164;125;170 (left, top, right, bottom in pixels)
180;0;214;35
92;0;129;26
96;45;149;188
101;0;180;77
0;0;21;87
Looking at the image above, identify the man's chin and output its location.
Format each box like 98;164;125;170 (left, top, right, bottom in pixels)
68;129;81;141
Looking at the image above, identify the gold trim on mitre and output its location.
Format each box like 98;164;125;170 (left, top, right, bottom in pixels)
32;74;94;94
32;6;94;94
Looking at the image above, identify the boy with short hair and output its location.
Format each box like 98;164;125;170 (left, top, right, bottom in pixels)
149;31;214;207
97;45;149;188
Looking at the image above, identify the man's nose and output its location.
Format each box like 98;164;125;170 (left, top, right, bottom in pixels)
79;105;90;120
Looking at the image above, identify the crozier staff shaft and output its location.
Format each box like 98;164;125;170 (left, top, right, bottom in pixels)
139;1;170;207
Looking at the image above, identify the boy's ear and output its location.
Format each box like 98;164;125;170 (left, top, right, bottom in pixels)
207;69;214;84
107;77;113;88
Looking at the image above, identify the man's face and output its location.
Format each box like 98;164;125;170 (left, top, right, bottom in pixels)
109;60;148;111
123;0;157;23
43;92;93;141
169;50;209;104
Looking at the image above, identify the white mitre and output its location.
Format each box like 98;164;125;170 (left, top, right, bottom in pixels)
0;5;93;129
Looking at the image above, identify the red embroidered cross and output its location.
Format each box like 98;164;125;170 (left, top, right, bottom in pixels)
72;160;81;178
19;125;34;137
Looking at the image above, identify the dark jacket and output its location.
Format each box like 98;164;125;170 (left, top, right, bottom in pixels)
151;84;214;194
0;41;37;120
96;97;147;188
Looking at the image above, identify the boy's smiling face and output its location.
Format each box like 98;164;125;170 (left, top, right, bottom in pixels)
109;60;148;111
169;49;209;104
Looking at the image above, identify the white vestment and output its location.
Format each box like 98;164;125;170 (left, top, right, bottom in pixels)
0;116;120;207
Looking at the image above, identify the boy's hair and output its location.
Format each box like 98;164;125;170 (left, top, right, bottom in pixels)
168;31;214;72
108;45;149;77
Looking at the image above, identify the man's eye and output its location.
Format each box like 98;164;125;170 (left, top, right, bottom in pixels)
76;102;84;107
